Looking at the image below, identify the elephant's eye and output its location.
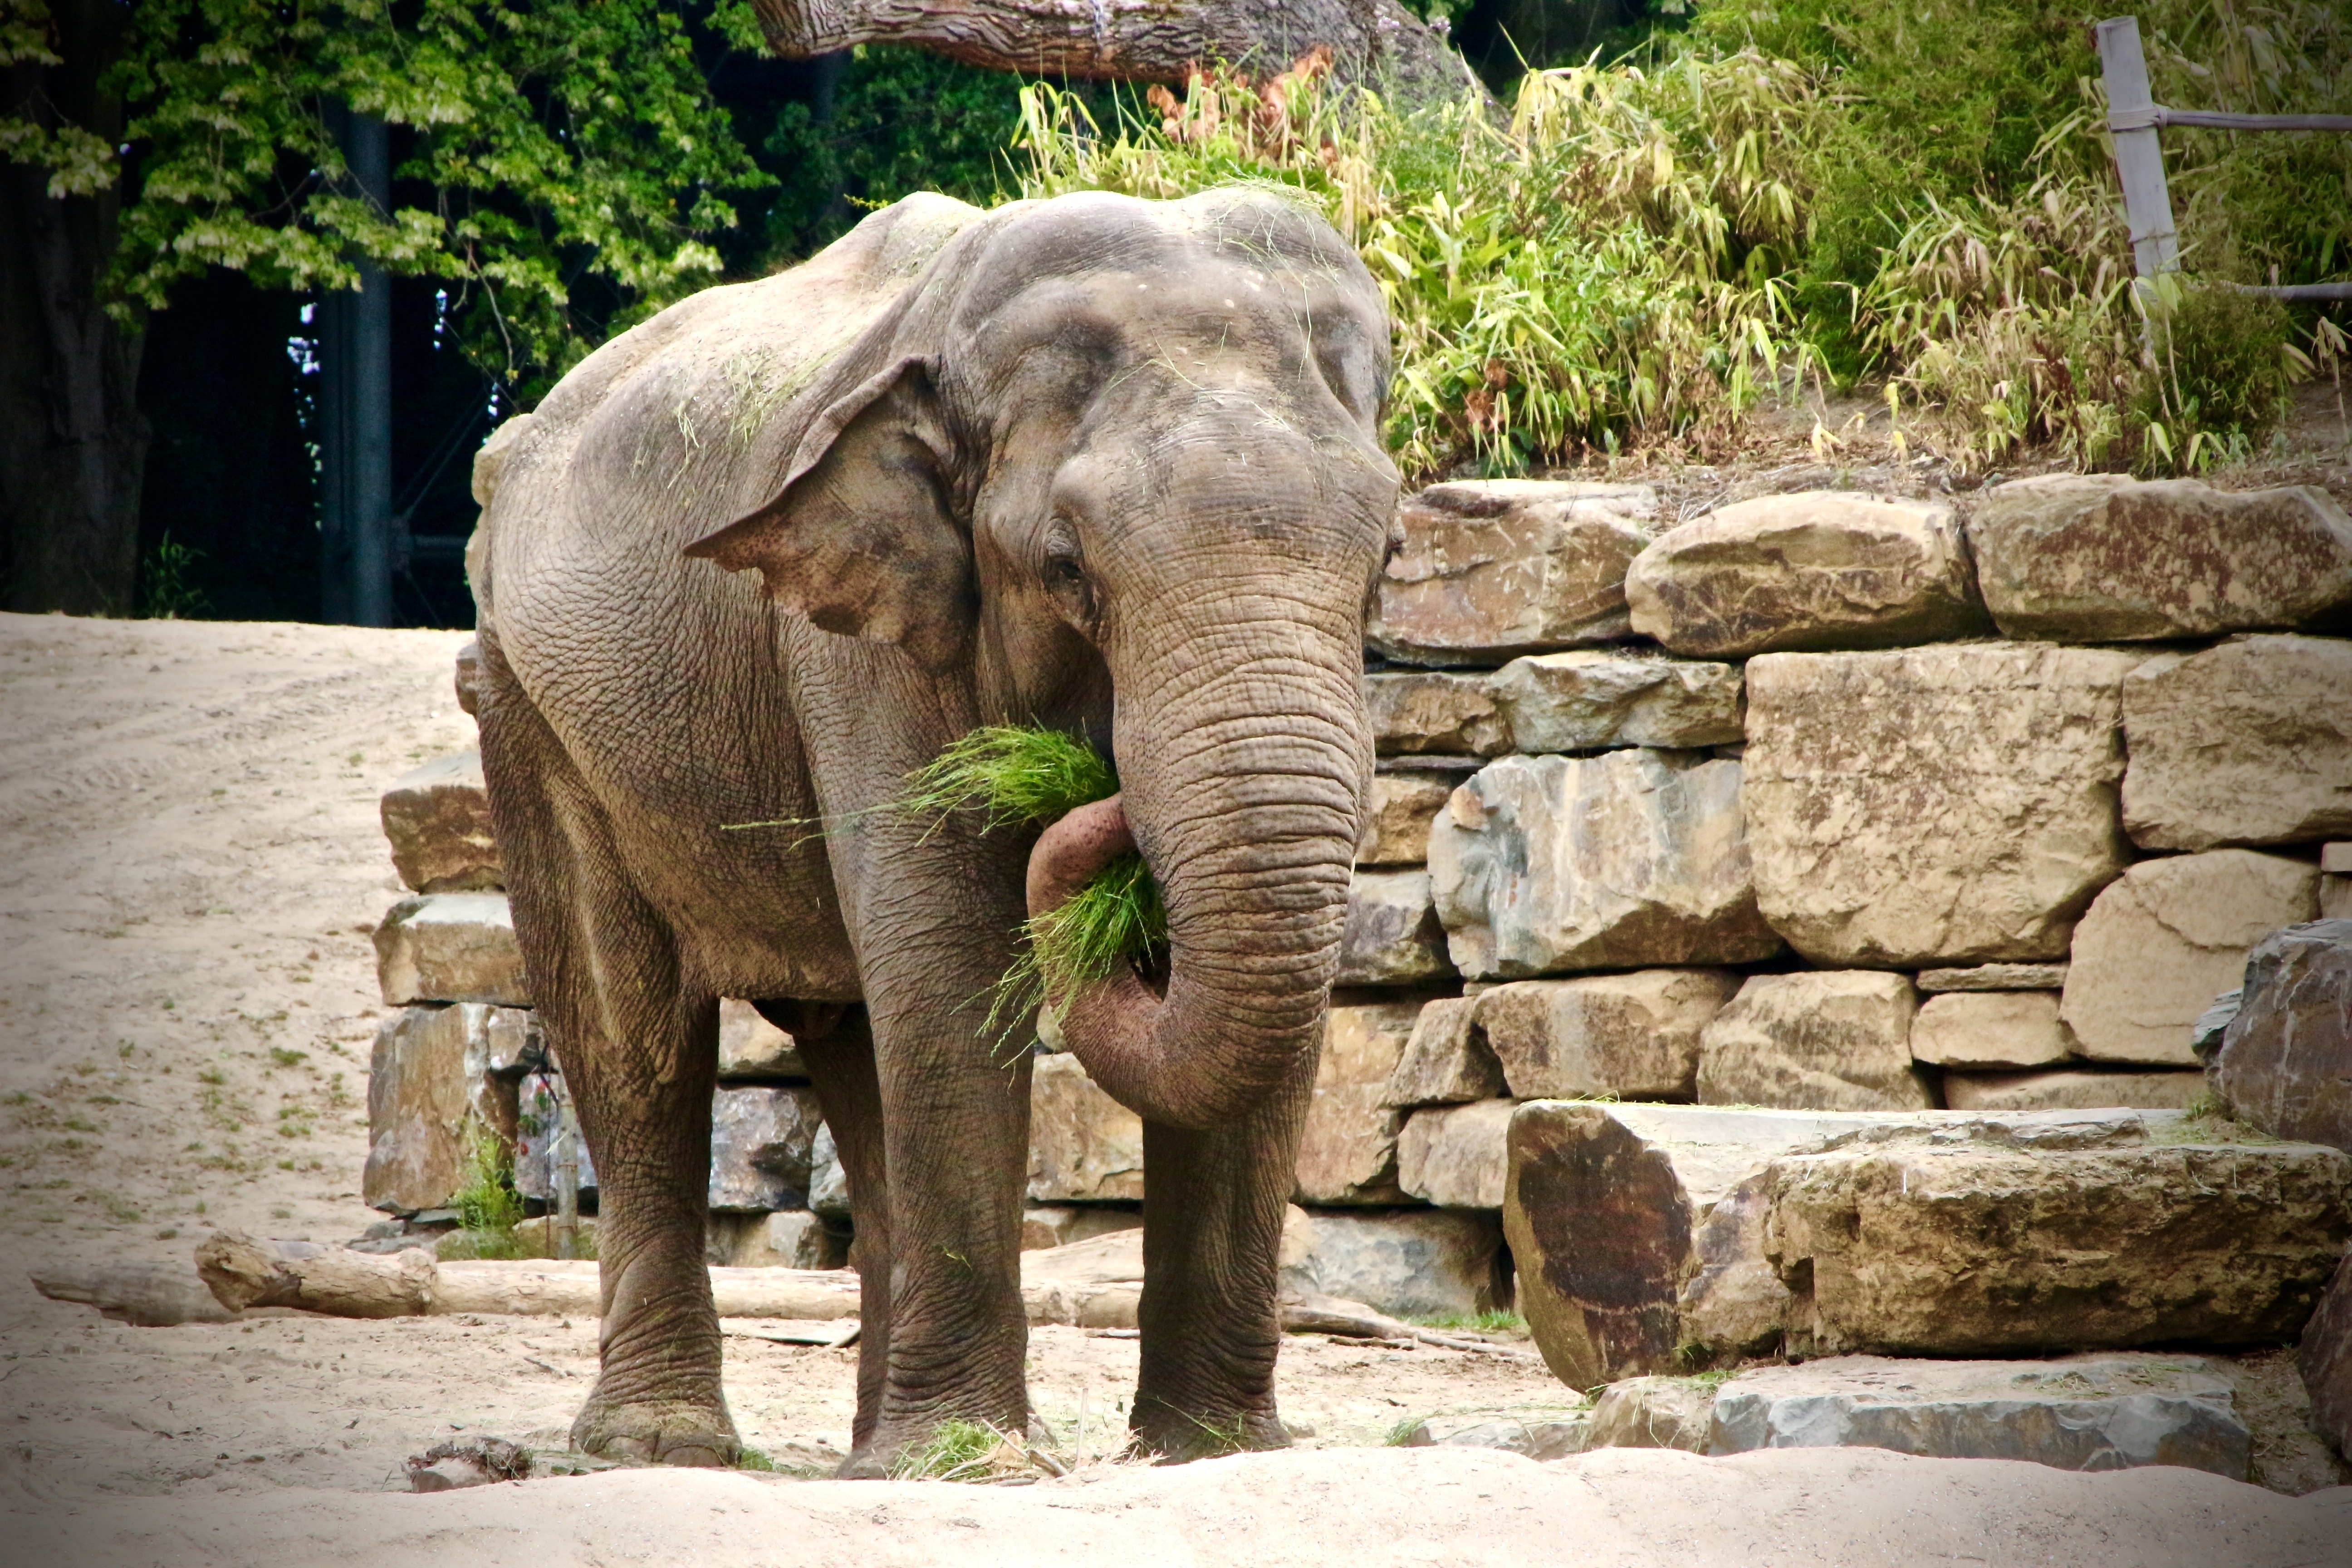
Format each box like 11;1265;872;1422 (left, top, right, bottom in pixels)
1048;555;1085;584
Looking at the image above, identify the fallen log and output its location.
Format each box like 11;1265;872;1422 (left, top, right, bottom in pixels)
198;1233;434;1318
1280;1291;1538;1359
30;1259;242;1327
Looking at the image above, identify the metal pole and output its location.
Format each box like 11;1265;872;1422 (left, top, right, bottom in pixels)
2096;17;2180;286
317;100;395;627
553;1074;581;1261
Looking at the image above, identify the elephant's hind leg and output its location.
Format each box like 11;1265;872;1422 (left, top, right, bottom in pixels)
477;640;737;1467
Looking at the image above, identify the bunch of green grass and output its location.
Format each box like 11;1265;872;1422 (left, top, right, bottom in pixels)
900;726;1167;1037
447;1117;527;1261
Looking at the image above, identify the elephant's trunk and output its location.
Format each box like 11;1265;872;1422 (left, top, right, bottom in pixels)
1028;638;1366;1130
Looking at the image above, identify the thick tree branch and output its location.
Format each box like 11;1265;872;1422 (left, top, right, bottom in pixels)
748;0;1485;108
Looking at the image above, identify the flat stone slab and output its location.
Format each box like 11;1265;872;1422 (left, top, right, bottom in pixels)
379;749;502;893
373;892;529;1006
1489;650;1744;752
1707;1354;2250;1480
1381;995;1504;1108
1942;1068;2205;1111
2122;635;2352;852
1365;672;1509;756
1398;1098;1515;1210
1279;1205;1505;1320
1916;963;2068;993
1908;990;2075;1071
1698;970;1934;1111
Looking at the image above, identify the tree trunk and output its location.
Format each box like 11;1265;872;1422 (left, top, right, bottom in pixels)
746;0;1483;108
0;0;147;617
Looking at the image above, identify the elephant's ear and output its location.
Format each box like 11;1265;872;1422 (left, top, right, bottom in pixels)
687;355;969;669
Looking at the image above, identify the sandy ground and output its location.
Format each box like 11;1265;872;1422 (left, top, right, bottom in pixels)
5;609;2350;1566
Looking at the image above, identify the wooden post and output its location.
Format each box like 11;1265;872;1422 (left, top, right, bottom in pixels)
553;1077;581;1261
2096;17;2180;286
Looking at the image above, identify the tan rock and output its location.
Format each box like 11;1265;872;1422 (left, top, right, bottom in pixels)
1027;1054;1144;1202
1430;752;1781;981
1381;996;1504;1108
2121;635;2352;852
1624;492;1986;657
717;998;805;1081
720;1210;846;1269
1480;969;1740;1101
1908;991;2075;1071
1368;479;1656;666
1364;672;1509;756
1742;645;2141;965
1586;1377;1716;1452
2062;850;2319;1066
1357;772;1455;867
1336;869;1454;986
1762;1135;2352;1355
1942;1068;2205;1111
1507;1101;1926;1385
1398;1098;1515;1209
1279;1206;1508;1319
1968;474;2352;641
380;750;501;893
373;892;529;1006
1489;651;1744;753
364;1003;531;1215
1294;1001;1420;1204
1697;972;1934;1112
1019;1205;1142;1251
1916;963;2068;993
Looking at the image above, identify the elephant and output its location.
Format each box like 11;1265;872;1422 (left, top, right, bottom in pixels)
466;186;1399;1474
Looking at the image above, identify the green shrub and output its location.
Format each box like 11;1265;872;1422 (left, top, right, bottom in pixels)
2137;279;2297;470
448;1117;526;1259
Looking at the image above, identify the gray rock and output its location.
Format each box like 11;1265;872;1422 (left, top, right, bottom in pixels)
514;1073;598;1205
2326;843;2352;921
1368;480;1656;666
379;749;502;893
2062;850;2320;1066
1430;751;1781;980
718;998;806;1081
1029;1053;1145;1202
2214;919;2352;1153
1916;963;2070;993
2122;635;2352;852
1365;672;1510;756
1908;990;2076;1071
1397;1098;1515;1209
1586;1377;1715;1452
1968;474;2352;642
364;1003;532;1215
808;1123;851;1219
720;1209;846;1269
1381;995;1505;1108
1941;1068;2206;1112
1427;1415;1590;1460
1742;644;2141;966
1624;492;1986;657
1696;971;1935;1112
1489;651;1744;753
1279;1205;1507;1319
1480;968;1740;1101
1707;1354;2250;1480
2191;990;2243;1062
1336;868;1455;986
373;892;530;1006
2299;1250;2352;1461
1357;773;1455;867
709;1086;824;1212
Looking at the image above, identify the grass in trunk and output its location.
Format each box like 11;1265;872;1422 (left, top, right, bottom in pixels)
901;726;1167;1040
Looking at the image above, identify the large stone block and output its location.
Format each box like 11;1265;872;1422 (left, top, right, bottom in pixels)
1742;644;2141;965
363;1002;532;1215
1506;1100;1925;1386
1941;1068;2205;1111
1915;962;2068;993
373;892;530;1006
1364;672;1509;757
2062;849;2319;1066
1279;1205;1507;1319
2299;1251;2352;1461
1367;479;1656;666
1028;1053;1144;1202
1020;1205;1142;1251
1707;1354;2251;1480
717;998;806;1082
2122;635;2352;851
1696;972;1934;1112
715;1210;846;1269
1381;995;1504;1108
1336;869;1453;986
1585;1377;1715;1452
709;1086;824;1213
1294;1001;1420;1204
1760;1134;2351;1355
1357;773;1454;867
1430;751;1780;980
1398;1098;1515;1209
1480;969;1740;1101
379;749;502;893
1488;651;1744;753
2215;919;2352;1153
1624;492;1986;657
1907;990;2075;1071
1968;474;2352;642
807;1123;851;1219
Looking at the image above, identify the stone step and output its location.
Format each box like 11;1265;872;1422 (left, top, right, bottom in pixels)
379;748;502;893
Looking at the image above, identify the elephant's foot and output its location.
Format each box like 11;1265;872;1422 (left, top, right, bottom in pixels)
1129;1399;1291;1463
570;1392;740;1468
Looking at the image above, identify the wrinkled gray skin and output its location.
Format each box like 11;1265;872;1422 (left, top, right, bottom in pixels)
470;189;1397;1473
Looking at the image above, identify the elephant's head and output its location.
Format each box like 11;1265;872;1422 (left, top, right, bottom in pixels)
691;190;1398;1129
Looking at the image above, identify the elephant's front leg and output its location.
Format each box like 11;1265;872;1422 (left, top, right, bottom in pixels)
1131;1049;1318;1460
